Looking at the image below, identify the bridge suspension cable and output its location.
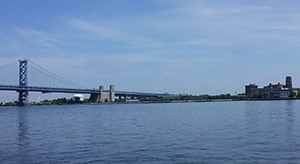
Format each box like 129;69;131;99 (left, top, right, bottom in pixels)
0;61;19;86
27;59;91;89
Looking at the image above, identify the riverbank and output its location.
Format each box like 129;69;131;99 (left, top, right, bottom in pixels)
2;97;300;107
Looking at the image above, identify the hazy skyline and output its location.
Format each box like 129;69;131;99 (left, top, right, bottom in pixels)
1;0;300;102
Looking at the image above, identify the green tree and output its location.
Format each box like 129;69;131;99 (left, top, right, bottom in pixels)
67;98;74;104
289;92;297;98
263;92;269;98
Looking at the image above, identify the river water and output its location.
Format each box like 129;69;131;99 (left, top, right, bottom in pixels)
0;100;300;163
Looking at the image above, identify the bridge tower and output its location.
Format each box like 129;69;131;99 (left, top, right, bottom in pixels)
110;85;115;102
17;60;28;106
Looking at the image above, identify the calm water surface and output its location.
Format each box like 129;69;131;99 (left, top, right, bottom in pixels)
1;100;300;163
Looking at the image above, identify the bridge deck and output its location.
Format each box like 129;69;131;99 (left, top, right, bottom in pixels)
0;85;164;97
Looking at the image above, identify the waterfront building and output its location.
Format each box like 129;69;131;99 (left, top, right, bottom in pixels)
245;76;298;98
263;82;284;89
286;76;292;88
245;84;258;96
258;87;297;98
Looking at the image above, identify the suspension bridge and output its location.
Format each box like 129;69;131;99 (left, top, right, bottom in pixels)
0;59;166;106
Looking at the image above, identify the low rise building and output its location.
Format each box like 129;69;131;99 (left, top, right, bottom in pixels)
258;87;297;98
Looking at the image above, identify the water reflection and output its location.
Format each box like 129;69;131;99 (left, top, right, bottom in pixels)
285;100;295;131
17;108;29;148
284;100;300;163
285;101;295;143
244;101;261;134
14;107;33;164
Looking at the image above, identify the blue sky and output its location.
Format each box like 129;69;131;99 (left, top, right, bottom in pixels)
1;0;300;102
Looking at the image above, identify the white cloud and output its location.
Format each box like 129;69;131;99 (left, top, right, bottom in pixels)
180;5;271;17
66;18;165;48
67;19;123;39
13;26;66;48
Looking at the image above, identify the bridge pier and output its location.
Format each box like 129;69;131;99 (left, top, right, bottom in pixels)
17;90;28;106
89;85;115;102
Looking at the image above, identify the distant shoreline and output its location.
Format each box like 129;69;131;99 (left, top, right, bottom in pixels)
2;98;300;107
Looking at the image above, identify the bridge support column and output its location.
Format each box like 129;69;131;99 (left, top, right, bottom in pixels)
17;60;28;106
88;85;115;102
110;85;115;102
17;91;28;106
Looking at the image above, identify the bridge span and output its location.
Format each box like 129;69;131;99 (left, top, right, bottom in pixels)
0;85;164;99
0;59;167;106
